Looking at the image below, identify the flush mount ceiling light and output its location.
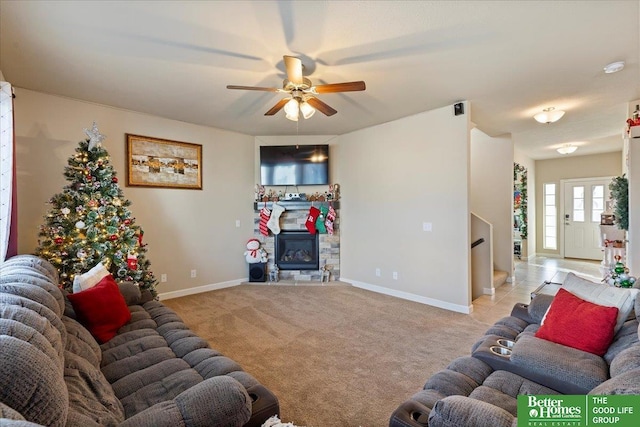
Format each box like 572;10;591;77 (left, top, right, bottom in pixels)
557;144;578;155
603;61;625;74
534;107;565;124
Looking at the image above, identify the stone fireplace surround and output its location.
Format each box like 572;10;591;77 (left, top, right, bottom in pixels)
253;201;340;282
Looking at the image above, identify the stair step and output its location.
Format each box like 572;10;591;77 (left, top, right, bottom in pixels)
493;270;509;288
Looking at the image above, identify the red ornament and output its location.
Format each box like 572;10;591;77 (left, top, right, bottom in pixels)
109;234;118;241
124;219;131;225
127;253;138;270
54;237;64;245
112;177;118;183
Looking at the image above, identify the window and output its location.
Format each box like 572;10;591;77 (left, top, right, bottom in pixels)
544;183;557;250
592;185;604;222
573;186;585;222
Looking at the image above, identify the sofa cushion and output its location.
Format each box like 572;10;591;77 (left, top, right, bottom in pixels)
535;288;617;356
429;395;515;427
0;335;68;427
510;334;609;394
0;304;64;361
589;366;640;395
64;350;125;426
0;270;65;316
1;255;60;284
67;274;131;344
63;316;102;368
72;261;110;293
564;272;638;334
0;282;62;318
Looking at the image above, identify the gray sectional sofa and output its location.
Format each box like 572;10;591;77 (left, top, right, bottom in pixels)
390;273;640;427
0;255;279;427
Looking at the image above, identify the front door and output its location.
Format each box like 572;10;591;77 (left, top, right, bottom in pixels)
563;178;611;260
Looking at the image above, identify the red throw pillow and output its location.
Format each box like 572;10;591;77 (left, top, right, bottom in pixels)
67;274;131;343
535;288;618;356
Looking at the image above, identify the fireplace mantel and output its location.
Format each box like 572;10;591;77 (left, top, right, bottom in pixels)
253;200;340;212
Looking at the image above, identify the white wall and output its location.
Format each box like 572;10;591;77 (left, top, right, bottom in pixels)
470;128;513;276
514;148;536;259
336;103;472;313
13;89;255;296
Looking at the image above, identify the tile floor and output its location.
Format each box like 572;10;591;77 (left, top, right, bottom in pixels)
470;256;605;324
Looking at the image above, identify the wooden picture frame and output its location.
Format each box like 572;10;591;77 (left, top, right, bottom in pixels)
126;134;202;189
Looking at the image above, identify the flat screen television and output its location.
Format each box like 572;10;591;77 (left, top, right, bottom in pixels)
260;145;329;186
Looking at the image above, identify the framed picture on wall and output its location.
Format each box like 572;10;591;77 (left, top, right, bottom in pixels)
125;134;202;189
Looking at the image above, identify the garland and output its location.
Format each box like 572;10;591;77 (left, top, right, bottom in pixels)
514;163;528;240
609;175;629;230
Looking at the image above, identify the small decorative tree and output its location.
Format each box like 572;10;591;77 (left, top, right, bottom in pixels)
35;123;157;296
609;175;629;231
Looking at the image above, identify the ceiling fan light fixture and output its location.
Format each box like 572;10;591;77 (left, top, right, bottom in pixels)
534;107;565;124
603;61;625;74
284;98;299;121
557;144;578;155
299;101;316;119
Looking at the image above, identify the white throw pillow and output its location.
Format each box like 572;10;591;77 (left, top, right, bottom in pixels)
72;262;111;293
563;272;639;334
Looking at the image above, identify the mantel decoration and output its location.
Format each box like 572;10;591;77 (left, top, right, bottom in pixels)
126;134;202;189
514;163;528;240
609;175;629;230
603;255;637;288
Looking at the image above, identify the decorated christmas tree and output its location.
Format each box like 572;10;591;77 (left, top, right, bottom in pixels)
35;123;157;296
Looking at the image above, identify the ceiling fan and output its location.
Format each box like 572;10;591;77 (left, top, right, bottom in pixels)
226;55;366;121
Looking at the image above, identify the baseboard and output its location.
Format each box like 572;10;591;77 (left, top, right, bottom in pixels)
158;278;246;300
341;277;473;314
483;287;495;295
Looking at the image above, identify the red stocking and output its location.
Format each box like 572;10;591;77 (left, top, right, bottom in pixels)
259;206;271;236
306;206;320;234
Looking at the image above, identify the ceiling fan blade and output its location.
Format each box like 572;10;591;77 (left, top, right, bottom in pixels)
226;85;278;92
264;98;290;116
306;97;337;116
284;55;303;85
314;81;366;93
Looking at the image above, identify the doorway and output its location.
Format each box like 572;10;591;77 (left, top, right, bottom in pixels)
562;177;612;260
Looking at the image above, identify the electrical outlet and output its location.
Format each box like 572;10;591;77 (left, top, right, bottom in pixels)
423;222;432;232
190;269;197;278
393;272;398;280
235;220;240;228
375;268;381;277
161;274;167;282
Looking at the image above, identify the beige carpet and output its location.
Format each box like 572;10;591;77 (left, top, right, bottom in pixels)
163;283;493;427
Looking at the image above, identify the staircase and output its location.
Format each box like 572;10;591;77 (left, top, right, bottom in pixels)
493;269;509;288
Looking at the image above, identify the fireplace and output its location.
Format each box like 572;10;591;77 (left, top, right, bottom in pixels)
275;231;319;270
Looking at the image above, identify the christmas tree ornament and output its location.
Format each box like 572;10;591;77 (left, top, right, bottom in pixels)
84;122;106;151
112;177;118;183
259;205;271;236
54;237;64;245
305;206;321;234
75;221;86;229
61;207;71;215
127;253;138;270
267;203;285;235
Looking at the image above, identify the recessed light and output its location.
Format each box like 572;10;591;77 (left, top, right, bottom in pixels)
604;61;625;74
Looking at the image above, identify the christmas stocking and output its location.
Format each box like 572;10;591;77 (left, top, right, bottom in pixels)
267;203;285;235
305;206;321;234
259;206;271;236
316;206;328;234
325;204;336;235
